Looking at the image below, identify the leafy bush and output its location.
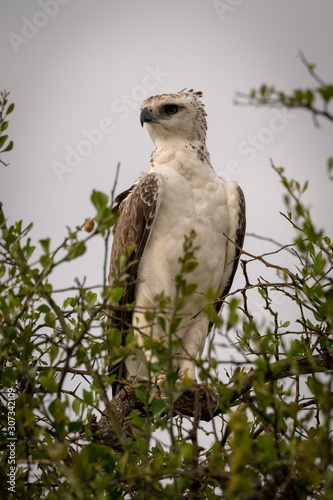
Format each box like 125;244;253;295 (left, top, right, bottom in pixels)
1;64;332;499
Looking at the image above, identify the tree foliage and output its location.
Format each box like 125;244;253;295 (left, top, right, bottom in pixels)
0;90;14;167
0;61;332;499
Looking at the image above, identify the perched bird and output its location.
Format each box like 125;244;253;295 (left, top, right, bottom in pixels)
109;89;245;395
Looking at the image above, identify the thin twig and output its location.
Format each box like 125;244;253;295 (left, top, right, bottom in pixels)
298;50;327;88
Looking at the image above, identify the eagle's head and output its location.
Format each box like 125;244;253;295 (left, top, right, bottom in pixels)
140;89;208;147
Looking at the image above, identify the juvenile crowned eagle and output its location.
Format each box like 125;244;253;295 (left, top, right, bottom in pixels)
109;89;245;394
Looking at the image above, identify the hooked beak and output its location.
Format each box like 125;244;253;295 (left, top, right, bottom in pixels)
140;106;155;127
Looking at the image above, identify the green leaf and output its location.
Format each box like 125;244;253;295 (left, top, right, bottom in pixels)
1;366;19;386
170;316;182;334
136;434;148;454
3;140;13;152
175;297;186;312
39;255;53;269
45;312;56;328
306;375;325;397
145;310;153;322
86;291;97;304
130;409;144;428
294;89;304;103
289;338;304;358
1;121;8;132
91;190;109;213
260;84;267;97
39;238;50;254
183;260;198;273
67;242;86;260
72;397;81;415
37;304;51;313
49;343;59;363
68;421;83;433
106;328;122;347
83;389;93;405
302;180;309;193
280;320;290;328
109;286;124;303
63;296;77;308
181;283;197;297
0;264;5;278
91;342;100;357
0;135;8;148
49;398;66;421
318;85;333;102
7;103;15;114
76;347;86;364
151;398;166;417
157;315;166;332
305;90;314;106
39;370;57;392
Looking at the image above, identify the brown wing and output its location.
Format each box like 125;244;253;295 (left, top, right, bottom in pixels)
108;172;164;395
215;183;246;316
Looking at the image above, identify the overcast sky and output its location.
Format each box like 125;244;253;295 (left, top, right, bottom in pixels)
1;0;332;334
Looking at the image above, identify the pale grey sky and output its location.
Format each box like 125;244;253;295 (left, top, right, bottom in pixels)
1;0;332;322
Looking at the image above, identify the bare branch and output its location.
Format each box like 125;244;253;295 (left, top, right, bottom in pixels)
298;50;327;88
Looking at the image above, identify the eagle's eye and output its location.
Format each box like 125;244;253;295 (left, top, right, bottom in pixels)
164;104;179;115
